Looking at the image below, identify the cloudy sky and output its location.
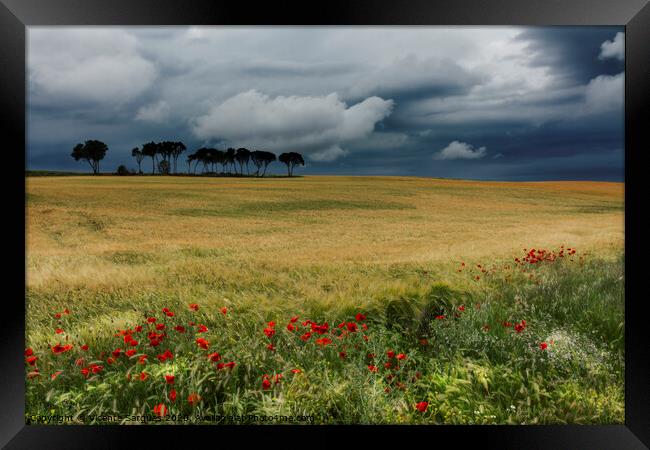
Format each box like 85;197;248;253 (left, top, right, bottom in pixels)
27;26;624;180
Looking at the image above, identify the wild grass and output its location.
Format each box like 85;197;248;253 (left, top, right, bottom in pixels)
25;176;624;424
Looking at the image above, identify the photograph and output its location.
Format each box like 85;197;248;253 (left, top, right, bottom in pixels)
24;25;625;425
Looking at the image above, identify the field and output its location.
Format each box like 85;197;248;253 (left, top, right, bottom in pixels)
25;176;625;424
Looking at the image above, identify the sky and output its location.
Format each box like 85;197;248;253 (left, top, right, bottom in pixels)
27;26;625;180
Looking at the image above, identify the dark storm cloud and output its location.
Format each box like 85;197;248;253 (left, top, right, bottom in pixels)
27;26;624;180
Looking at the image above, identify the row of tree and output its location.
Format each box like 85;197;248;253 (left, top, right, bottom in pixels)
71;140;305;177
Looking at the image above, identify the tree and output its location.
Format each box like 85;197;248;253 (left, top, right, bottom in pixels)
131;147;144;174
141;141;158;174
70;140;108;174
170;141;186;173
225;148;236;175
235;148;251;175
251;150;276;177
279;152;305;177
158;159;170;175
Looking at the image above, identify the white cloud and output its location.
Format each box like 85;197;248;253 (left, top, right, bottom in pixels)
135;100;170;123
28;28;157;106
434;141;487;160
191;90;394;161
583;72;624;115
598;32;624;61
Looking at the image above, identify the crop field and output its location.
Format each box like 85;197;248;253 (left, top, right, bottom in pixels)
25;176;625;424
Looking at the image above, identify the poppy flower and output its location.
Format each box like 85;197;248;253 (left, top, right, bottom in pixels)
75;357;85;366
129;339;139;347
156;323;165;330
419;338;428;346
169;389;177;402
153;403;168;417
162;307;170;314
315;337;332;346
188;393;201;406
50;371;62;380
54;313;61;319
55;328;64;334
63;308;70;315
51;343;73;354
300;332;312;342
112;348;122;358
367;353;375;359
225;362;236;369
24;348;33;357
165;375;175;384
262;378;272;390
189;304;199;311
220;307;228;316
311;323;329;334
435;315;445;320
458;305;465;312
27;371;41;379
368;365;378;373
165;311;174;317
415;401;428;413
91;364;103;374
134;325;143;332
106;357;114;365
384;362;392;369
147;317;157;323
216;363;225;370
81;367;90;378
539;342;548;350
138;355;148;364
291;369;302;374
140;371;148;381
26;356;37;366
346;322;358;332
264;327;275;338
339;351;347;359
267;343;276;351
197;324;208;333
386;350;395;359
208;352;221;362
196;337;209;349
397;353;407;360
174;325;186;333
355;313;366;322
290;316;299;323
126;349;137;357
361;323;368;331
286;323;295;332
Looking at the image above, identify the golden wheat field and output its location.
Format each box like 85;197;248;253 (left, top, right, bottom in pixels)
24;175;625;424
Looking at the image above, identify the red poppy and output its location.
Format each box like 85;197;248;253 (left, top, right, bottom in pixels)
156;323;165;330
25;348;33;357
27;371;40;379
290;316;299;323
63;308;70;315
188;393;201;405
346;322;358;332
125;349;137;357
26;356;37;366
208;352;221;362
189;303;199;311
386;350;395;359
262;378;272;390
291;369;302;374
216;363;225;370
311;323;329;335
140;371;148;381
267;343;276;351
196;337;209;349
51;343;73;354
264;327;276;338
55;328;64;334
153;403;168;417
129;339;139;347
54;312;61;319
368;365;378;373
315;337;332;346
419;338;428;346
165;374;175;384
397;353;406;360
220;307;228;316
361;323;368;331
134;325;143;332
415;401;428;412
174;325;186;333
75;357;85;366
50;371;62;380
287;323;295;332
165;311;174;317
355;313;366;322
300;332;312;342
112;348;122;358
384;362;392;369
539;342;548;350
138;355;148;364
458;305;465;312
367;353;375;359
80;367;90;378
435;315;445;320
169;389;177;402
91;364;103;374
147;317;157;323
197;324;208;333
106;357;114;365
339;351;347;359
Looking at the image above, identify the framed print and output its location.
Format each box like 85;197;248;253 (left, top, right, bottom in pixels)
2;0;649;447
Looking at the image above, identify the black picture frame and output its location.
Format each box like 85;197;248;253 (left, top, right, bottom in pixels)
2;0;648;447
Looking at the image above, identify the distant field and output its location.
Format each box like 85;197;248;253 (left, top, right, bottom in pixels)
25;176;624;424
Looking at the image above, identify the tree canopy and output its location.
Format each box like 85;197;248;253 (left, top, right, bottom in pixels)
279;152;305;177
70;140;108;174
